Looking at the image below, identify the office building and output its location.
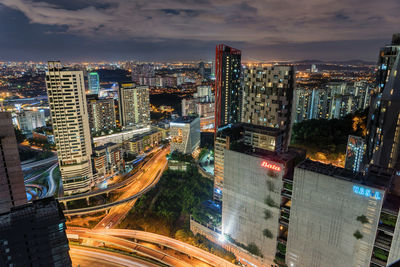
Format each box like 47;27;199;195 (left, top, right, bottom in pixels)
87;95;116;134
46;61;93;195
221;144;302;266
88;72;100;94
0;112;27;213
118;82;150;128
0;197;72;266
215;44;242;130
242;65;296;149
345;135;366;172
170;116;200;154
17;110;46;133
286;160;397;267
93;142;124;182
366;34;400;171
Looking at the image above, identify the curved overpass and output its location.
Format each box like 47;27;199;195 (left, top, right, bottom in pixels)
67;227;236;267
63;163;166;215
59;147;162;203
70;245;163;267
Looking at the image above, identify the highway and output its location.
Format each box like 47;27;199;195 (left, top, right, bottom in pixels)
70;246;161;267
94;147;169;228
67;227;236;267
64;147;169;216
24;162;57;183
21;155;58;170
45;163;58;197
58;155;150;202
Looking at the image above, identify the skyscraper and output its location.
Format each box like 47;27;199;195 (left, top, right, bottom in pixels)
214;44;242;131
118;82;150;128
366;34;400;171
242;65;296;149
87;95;116;134
88;72;100;95
0;112;27;213
46;61;93;195
0;197;72;267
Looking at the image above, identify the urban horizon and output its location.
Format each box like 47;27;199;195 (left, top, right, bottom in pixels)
2;1;400;267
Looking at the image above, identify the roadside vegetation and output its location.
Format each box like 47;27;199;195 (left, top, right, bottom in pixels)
118;163;235;262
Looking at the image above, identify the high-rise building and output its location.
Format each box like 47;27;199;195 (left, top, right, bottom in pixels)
345;135;366;172
195;85;213;101
366;34;400;171
46;61;93;195
287;161;396;267
17;110;46;133
221;144;303;266
213;124;242;203
118;82;150;128
170;116;200;154
0;112;27;213
0;197;72;267
213;123;285;203
132;64;155;85
242;65;296;149
214;44;242;131
87;95;116;134
88;72;100;95
199;61;205;78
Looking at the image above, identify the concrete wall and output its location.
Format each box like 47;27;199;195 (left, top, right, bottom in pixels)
287;167;384;267
222;149;283;264
388;211;400;265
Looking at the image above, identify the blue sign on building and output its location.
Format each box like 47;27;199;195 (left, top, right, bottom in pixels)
353;185;381;200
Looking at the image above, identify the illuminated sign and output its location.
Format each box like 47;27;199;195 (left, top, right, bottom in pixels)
261;161;281;171
352;185;381;200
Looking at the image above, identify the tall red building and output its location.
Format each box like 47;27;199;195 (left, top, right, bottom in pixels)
214;44;242;132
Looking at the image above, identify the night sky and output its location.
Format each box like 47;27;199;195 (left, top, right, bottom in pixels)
0;0;399;62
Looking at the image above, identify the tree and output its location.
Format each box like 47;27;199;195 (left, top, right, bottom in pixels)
14;128;26;143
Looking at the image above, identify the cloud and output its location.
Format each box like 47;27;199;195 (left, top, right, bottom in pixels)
0;0;400;48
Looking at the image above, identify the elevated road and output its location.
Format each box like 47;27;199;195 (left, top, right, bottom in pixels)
70;246;161;267
67;227;236;267
63;147;169;216
21;156;58;170
59;148;158;202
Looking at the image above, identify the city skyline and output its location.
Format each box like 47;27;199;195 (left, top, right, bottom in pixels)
0;0;400;61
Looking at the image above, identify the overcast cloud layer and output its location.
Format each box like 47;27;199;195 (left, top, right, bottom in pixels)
0;0;399;61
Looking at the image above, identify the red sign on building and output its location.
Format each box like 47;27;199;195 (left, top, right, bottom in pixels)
261;161;281;171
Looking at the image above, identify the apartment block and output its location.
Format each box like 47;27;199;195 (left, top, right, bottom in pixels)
242;65;296;149
46;61;93;195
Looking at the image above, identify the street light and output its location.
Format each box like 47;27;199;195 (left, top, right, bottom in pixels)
218;234;226;243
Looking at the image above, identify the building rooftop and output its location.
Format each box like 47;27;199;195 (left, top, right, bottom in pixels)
93;142;118;151
297;159;393;190
171;116;198;124
129;129;160;142
0;197;65;228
